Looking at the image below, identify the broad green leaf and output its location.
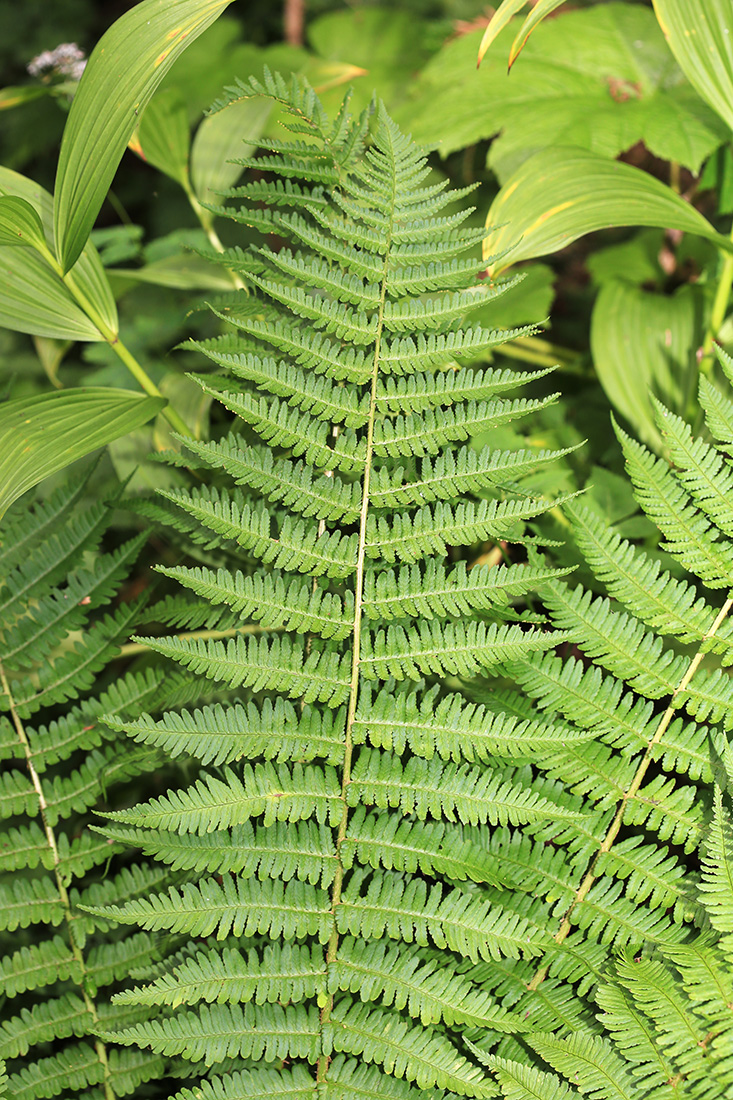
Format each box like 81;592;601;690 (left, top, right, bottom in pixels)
191;96;271;206
590;282;702;448
54;0;232;273
401;6;728;180
135;88;191;188
653;0;733;133
0;249;102;341
0;196;47;250
0;389;165;520
484;147;733;276
308;8;434;111
0;167;118;341
477;0;569;68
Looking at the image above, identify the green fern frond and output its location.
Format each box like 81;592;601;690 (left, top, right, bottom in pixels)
98;76;575;1096
104;697;345;767
0;480;184;1100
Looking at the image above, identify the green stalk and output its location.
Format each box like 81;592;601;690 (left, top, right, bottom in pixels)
186;188;247;292
698;221;733;380
39;242;193;436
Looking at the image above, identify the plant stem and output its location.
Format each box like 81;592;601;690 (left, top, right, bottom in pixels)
698;221;733;378
315;220;389;1089
0;661;117;1100
40;245;194;436
499;335;583;371
186;190;247;291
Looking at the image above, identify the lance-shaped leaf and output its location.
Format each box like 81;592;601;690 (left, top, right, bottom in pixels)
653;0;733;133
0;166;118;340
477;0;569;68
54;0;232;273
484;146;733;275
0;389;165;520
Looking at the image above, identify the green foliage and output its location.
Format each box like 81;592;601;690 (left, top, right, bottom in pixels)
87;74;573;1097
6;2;733;1099
0;471;193;1100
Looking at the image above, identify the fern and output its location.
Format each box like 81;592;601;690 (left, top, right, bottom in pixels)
93;74;571;1097
0;475;192;1100
453;354;733;1098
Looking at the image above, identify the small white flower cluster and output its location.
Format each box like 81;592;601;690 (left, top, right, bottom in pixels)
27;42;87;81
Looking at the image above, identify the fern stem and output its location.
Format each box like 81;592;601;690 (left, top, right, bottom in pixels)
528;594;733;991
316;222;391;1087
0;660;117;1100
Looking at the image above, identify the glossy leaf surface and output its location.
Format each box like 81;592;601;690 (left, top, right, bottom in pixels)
484;146;732;275
54;0;232;272
0;167;118;339
653;0;733;133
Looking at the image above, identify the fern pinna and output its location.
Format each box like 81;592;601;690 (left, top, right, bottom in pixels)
0;475;185;1100
470;353;733;1097
91;74;578;1097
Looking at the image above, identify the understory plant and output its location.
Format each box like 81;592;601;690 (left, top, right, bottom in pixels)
3;1;733;1099
0;472;190;1099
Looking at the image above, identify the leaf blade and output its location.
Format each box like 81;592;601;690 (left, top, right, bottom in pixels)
54;0;232;272
0;390;165;520
484;146;733;275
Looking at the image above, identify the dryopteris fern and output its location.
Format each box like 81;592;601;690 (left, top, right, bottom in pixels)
91;73;578;1097
0;473;192;1100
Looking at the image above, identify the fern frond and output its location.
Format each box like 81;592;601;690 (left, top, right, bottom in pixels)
104;697;346;767
104;760;342;833
699;788;733;933
176;434;362;523
364;560;568;622
366;497;558;564
113;941;326;1007
139;633;351;704
337;870;549;962
100;818;338;883
617;421;733;588
362;620;561;680
88;876;332;941
157;565;353;639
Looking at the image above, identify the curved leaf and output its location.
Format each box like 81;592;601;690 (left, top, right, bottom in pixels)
136;88;191;188
0;197;46;250
54;0;232;273
0;389;165;520
477;0;569;68
484;146;733;275
0;167;118;339
653;0;733;133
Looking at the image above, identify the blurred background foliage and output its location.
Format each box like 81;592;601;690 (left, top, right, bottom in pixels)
3;0;726;539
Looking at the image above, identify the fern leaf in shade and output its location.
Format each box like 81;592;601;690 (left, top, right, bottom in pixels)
467;349;733;1098
0;476;184;1100
96;73;568;1097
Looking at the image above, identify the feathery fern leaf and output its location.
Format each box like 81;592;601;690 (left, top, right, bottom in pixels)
96;74;572;1097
